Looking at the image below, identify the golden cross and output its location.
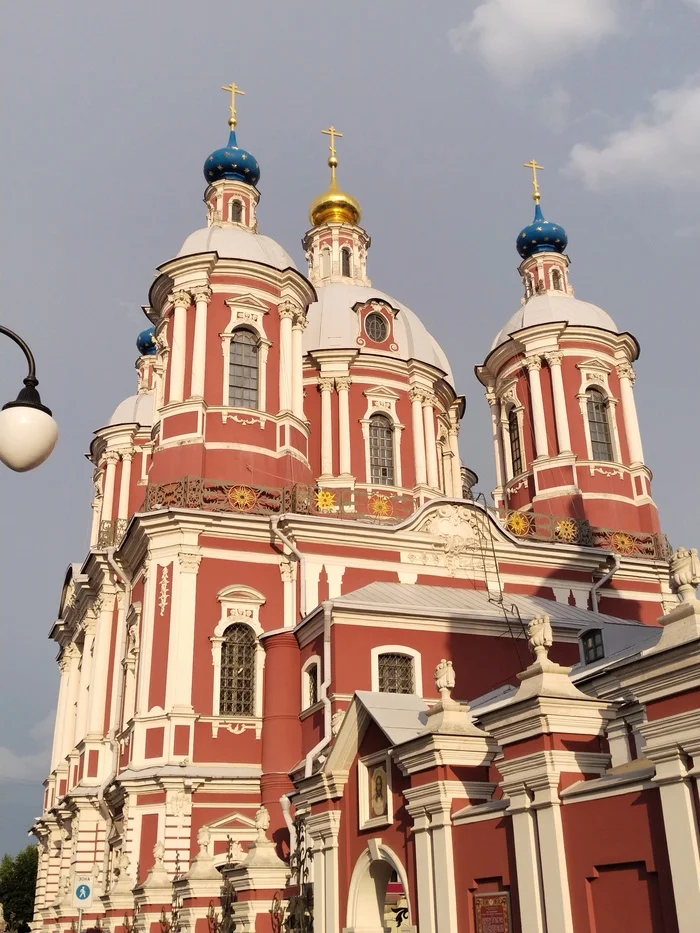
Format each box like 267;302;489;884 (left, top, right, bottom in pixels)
524;159;544;202
221;81;245;129
322;125;343;161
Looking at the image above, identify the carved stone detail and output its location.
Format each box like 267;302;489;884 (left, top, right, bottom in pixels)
192;285;213;305
670;547;700;603
179;550;202;573
170;290;191;309
527;614;553;661
525;355;542;372
158;566;170;616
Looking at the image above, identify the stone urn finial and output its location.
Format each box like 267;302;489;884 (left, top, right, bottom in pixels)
527;614;553;663
434;659;455;701
254;805;271;843
670;547;700;603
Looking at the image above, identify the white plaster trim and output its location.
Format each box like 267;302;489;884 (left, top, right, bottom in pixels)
210;585;265;720
302;655;322;711
358;749;394;830
370;644;423;697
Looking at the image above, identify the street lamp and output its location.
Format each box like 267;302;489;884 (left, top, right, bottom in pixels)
0;325;58;471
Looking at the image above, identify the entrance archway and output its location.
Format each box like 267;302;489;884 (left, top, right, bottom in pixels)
344;844;414;933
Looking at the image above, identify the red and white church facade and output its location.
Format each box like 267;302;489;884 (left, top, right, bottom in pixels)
30;95;700;933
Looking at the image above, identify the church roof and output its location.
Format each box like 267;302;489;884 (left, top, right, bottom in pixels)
354;690;428;745
492;294;618;349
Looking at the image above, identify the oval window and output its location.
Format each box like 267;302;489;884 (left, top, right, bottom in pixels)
365;311;388;343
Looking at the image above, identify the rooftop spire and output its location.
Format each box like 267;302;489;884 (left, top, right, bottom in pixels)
221;80;245;130
309;125;361;226
524;158;544;204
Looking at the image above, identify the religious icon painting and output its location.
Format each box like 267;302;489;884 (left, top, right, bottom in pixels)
359;751;392;829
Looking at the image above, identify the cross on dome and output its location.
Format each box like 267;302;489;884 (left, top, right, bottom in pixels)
309;125;362;226
516;158;567;260
202;80;260;188
221;81;245;130
524;158;544;204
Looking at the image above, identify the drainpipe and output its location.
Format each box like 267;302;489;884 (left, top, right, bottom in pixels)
271;516;306;618
304;601;333;778
97;547;132;881
590;554;621;613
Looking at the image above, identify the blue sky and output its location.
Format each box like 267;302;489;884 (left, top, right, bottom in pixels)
1;0;699;853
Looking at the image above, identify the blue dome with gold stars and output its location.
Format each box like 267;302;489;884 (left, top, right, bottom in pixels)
136;326;157;356
203;130;260;187
517;203;567;259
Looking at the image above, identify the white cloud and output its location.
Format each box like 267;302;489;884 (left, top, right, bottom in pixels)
568;82;700;190
538;87;572;134
448;0;619;83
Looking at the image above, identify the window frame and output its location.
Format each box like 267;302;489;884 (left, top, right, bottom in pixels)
365;310;389;343
301;655;322;711
229;198;244;223
508;406;524;477
368;413;395;486
581;628;605;664
370;645;423;697
227;327;260;410
341;247;352;278
586;387;615;462
219;623;257;717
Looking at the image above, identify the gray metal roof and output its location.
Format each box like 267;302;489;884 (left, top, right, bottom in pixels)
332;581;642;631
355;690;428;745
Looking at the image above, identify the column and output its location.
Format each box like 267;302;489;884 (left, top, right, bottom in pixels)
617;362;645;465
86;595;117;737
190;285;211;398
525;355;549;459
50;657;71;770
89;484;102;549
657;777;700;933
336;377;352;476
278;302;295;412
410;388;427;486
60;645;81;758
430;805;458;933
323;819;341;933
101;450;119;525
508;799;546;933
545;352;572;454
448;427;462;498
487;391;505;489
168;290;191;403
291;314;307;419
423;395;439;489
319;377;334;477
73;622;96;745
412;811;436;933
117;451;133;523
166;551;202;712
534;792;575;933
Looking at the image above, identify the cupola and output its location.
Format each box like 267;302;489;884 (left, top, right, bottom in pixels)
517;160;572;300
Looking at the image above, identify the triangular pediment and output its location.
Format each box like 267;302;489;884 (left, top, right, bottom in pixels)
576;357;611;373
206;810;257;831
225;293;269;312
363;385;401;401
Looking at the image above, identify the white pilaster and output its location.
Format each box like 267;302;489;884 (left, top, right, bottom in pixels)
545;352;572;454
117;451;133;523
412;812;436;933
487;392;505;489
73;623;96;745
617;362;645;465
86;595;116;738
508;799;546;933
291;314;307;419
169;290;190;403
279;303;295;413
448;428;462;498
319;377;335;478
423;395;439;489
656;772;700;933
165;550;202;712
61;645;81;759
50;657;71;770
410;388;428;487
336;377;352;476
534;790;574;933
190;285;211;399
525;356;549;459
101;450;119;524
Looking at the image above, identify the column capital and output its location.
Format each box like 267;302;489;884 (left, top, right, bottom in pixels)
318;376;335;392
278;299;301;319
192;285;212;305
543;351;562;366
104;449;120;465
422;393;437;409
617;361;636;383
293;313;309;331
485;389;499;408
120;449;135;463
169;289;192;309
335;377;352;391
409;387;426;404
525;355;542;372
178;550;202;573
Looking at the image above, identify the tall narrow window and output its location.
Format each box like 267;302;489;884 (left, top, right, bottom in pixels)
219;624;257;715
320;249;331;278
508;408;523;476
230;199;243;223
587;388;614;461
378;653;414;694
341;248;352;277
369;414;394;485
551;269;563;291
228;329;259;408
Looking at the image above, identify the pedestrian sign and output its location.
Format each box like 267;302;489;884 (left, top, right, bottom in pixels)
72;874;94;908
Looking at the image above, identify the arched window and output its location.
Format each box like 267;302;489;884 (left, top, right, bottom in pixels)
369;414;394;485
581;629;604;664
302;660;320;709
586;388;614;461
551;269;563;291
525;275;534;298
508;407;523;476
230;199;243;223
378;653;415;694
341;247;352;277
219;624;257;715
320;249;331;278
228;328;259;408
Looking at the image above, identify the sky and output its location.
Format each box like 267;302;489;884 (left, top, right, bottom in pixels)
1;0;700;854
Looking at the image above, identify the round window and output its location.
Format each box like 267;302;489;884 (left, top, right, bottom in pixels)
365;311;388;343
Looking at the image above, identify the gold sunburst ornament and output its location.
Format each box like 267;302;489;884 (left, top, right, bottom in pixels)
555;519;578;543
368;494;393;518
228;485;258;512
315;489;336;513
506;512;532;537
611;532;636;556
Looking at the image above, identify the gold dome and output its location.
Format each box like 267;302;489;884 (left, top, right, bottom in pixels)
309;126;362;227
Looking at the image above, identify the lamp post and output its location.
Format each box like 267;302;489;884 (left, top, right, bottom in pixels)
0;325;58;471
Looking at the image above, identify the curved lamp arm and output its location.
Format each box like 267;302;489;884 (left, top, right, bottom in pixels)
0;324;52;415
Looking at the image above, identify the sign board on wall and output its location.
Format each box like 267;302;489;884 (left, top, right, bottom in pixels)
72;873;94;908
474;892;512;933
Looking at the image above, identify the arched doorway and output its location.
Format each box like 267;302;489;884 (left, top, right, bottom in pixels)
345;844;414;933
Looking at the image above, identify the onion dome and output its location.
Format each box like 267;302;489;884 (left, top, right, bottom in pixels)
309;125;362;226
517;202;568;259
136;326;157;356
203;81;260;187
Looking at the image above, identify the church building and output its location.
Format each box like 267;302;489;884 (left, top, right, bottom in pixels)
31;87;700;933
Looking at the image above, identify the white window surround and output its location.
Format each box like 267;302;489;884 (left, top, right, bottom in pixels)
221;297;271;411
210;585;265;725
575;360;622;463
360;387;404;488
301;655;321;710
358;749;393;831
370;645;423;697
320;248;331;279
498;383;525;482
229;198;244;223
